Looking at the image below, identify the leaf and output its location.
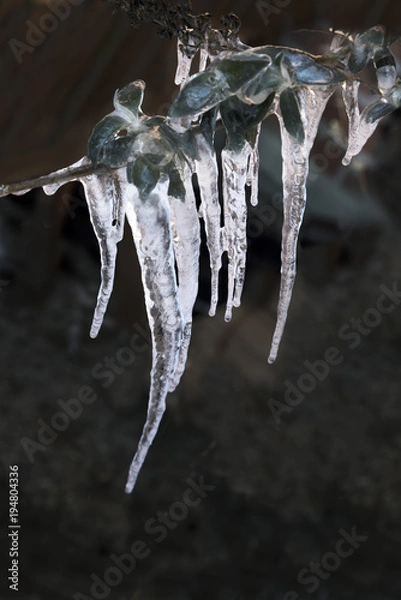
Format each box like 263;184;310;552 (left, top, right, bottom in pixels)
169;54;271;118
167;165;186;199
129;156;160;200
114;80;145;121
87;115;129;166
168;71;229;118
160;123;200;162
279;87;305;144
348;27;385;73
294;61;337;85
364;99;395;124
238;67;281;104
220;94;274;152
214;52;272;90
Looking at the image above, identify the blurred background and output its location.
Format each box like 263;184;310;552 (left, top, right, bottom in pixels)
1;1;401;598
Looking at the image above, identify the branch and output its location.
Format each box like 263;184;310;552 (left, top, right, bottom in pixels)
0;161;106;198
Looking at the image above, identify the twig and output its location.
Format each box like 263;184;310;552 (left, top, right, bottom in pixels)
0;162;105;198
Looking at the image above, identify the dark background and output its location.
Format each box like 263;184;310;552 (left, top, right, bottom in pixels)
1;1;401;598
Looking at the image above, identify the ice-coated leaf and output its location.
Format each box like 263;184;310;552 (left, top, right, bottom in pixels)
364;98;395;124
87;115;130;167
294;60;338;85
220;93;274;153
168;162;200;390
169;70;232;119
215;52;272;89
129;156;160;200
114;80;145;121
131;128;176;167
348;26;385;73
169;53;271;118
374;48;396;93
88;80;148;169
269;86;334;363
279;87;305;144
124;175;184;493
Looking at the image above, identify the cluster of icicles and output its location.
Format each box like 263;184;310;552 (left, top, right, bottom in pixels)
2;25;400;493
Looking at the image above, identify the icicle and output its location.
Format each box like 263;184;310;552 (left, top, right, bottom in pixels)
175;36;199;87
168;163;201;391
341;79;396;166
341;80;361;166
124;174;184;493
43;157;125;338
194;133;222;317
221;143;250;321
199;47;209;72
246;123;262;207
268;86;334;363
342;97;396;165
81;172;125;338
342;46;398;165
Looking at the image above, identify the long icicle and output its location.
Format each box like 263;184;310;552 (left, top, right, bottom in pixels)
42;157;125;339
124;173;184;494
168;163;201;391
194;132;223;317
221;143;250;321
268;87;334;363
246;123;262;207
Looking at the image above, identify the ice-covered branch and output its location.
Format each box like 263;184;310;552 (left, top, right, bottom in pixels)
2;24;400;493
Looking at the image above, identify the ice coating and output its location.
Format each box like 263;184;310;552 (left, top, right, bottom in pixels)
194;133;222;317
221;143;249;321
246;123;262;207
268;86;334;363
343;114;381;166
175;36;200;87
43;157;125;339
124;174;184;494
341;80;361;166
42;160;188;493
81;171;126;338
168;163;201;391
199;47;209;72
341;80;395;165
3;26;400;496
